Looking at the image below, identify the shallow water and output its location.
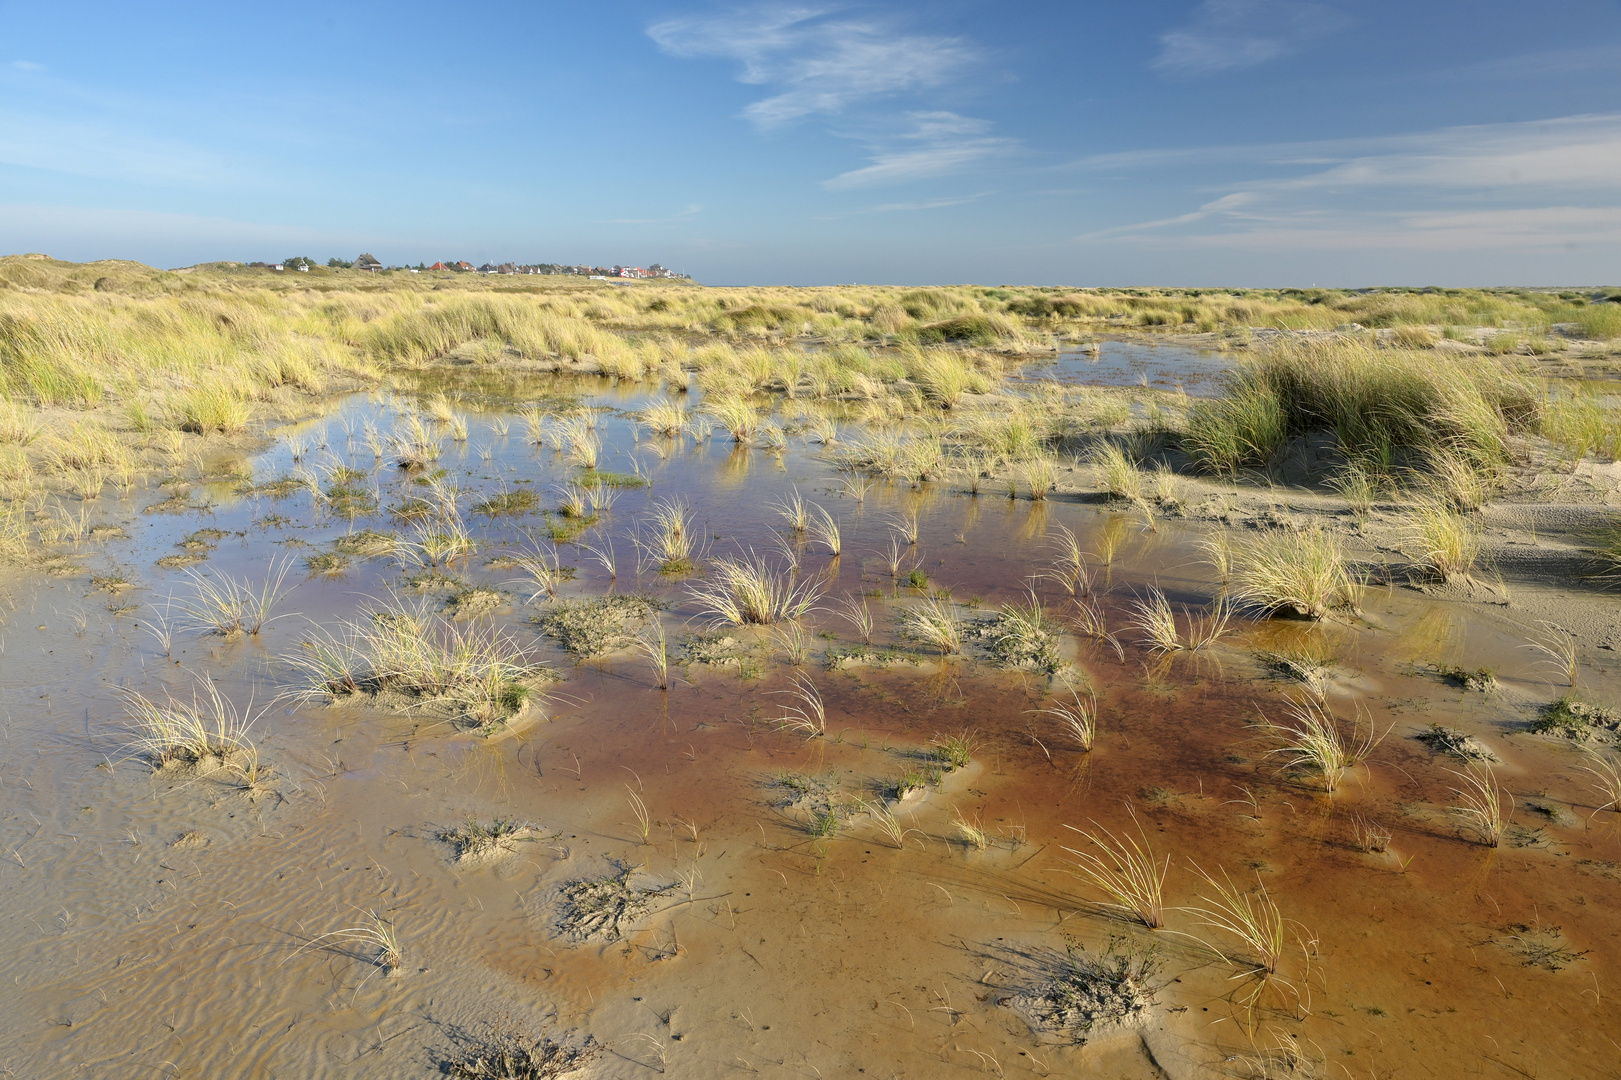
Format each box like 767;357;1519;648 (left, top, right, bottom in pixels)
0;375;1616;1079
1015;339;1231;397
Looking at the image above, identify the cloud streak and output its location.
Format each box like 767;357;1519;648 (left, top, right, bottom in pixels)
1154;1;1348;76
1072;113;1621;254
649;5;975;129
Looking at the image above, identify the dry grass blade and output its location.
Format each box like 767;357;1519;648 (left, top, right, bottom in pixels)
1350;814;1391;854
1447;762;1509;846
952;808;989;850
1046;523;1090;596
177;556;295;639
808;503;841;556
855;799;916;849
625;785;652;844
1184;865;1291;977
687;553;824;626
1523;621;1579;689
636;620;671;690
1185;596;1234;651
889;511;920;546
1070;597;1125;662
287;908;404;977
1578;749;1621;820
1127;587;1181;653
1061;808;1170;928
1262;696;1385;794
1407;503;1480;581
773;489;811;533
897;596;962;654
636;497;695;574
1032;683;1098;750
771;671;827;737
834;593;875;643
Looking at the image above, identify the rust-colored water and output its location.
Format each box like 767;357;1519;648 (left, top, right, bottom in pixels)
0;382;1615;1078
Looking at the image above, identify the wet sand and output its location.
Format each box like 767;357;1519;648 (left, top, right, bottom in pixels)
0;374;1617;1079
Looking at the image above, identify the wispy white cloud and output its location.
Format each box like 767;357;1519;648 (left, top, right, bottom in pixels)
816;190;992;219
1072;113;1621;255
1136;206;1621;253
823;111;1014;189
0;109;230;185
1153;1;1348;76
1071;114;1621;193
649;5;976;129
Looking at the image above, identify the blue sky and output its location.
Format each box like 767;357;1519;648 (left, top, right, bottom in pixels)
2;1;1619;285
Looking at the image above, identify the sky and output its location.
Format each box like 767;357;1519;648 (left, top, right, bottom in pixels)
1;1;1619;285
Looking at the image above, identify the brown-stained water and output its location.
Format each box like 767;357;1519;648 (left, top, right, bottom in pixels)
0;378;1617;1078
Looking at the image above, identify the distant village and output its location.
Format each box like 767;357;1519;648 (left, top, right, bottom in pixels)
247;254;687;280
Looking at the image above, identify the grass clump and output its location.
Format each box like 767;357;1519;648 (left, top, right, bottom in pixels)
441;818;542;862
472;489;539;516
119;676;262;781
288;598;551;731
1228;527;1356;619
1182;338;1539;477
982;597;1064;672
1262;696;1385;794
897;596;963;654
1061;809;1170;929
687;554;823;626
1407;504;1480;580
1531;695;1619;740
1006;938;1164;1043
445;1021;603;1079
537;594;662;657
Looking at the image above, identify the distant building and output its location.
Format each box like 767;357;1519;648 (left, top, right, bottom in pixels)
454;261;474;272
354;253;383;272
429;261;449;271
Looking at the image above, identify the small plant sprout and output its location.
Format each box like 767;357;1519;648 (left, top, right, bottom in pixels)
834;593;875;643
1185;596;1234;651
626;785;652;845
856;799;916;849
931;730;976;770
952;808;989;850
1263;696;1386;794
889;510;920;546
774;489;811;533
1061;809;1170;929
1033;683;1098;751
808;504;841;556
1047;523;1090;596
177;557;295;640
772;672;827;737
1447;762;1509;846
1127;587;1181;653
898;596;962;654
636;620;671;690
288;908;404;980
1524;621;1580;689
1350;814;1391;854
1578;749;1621;820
